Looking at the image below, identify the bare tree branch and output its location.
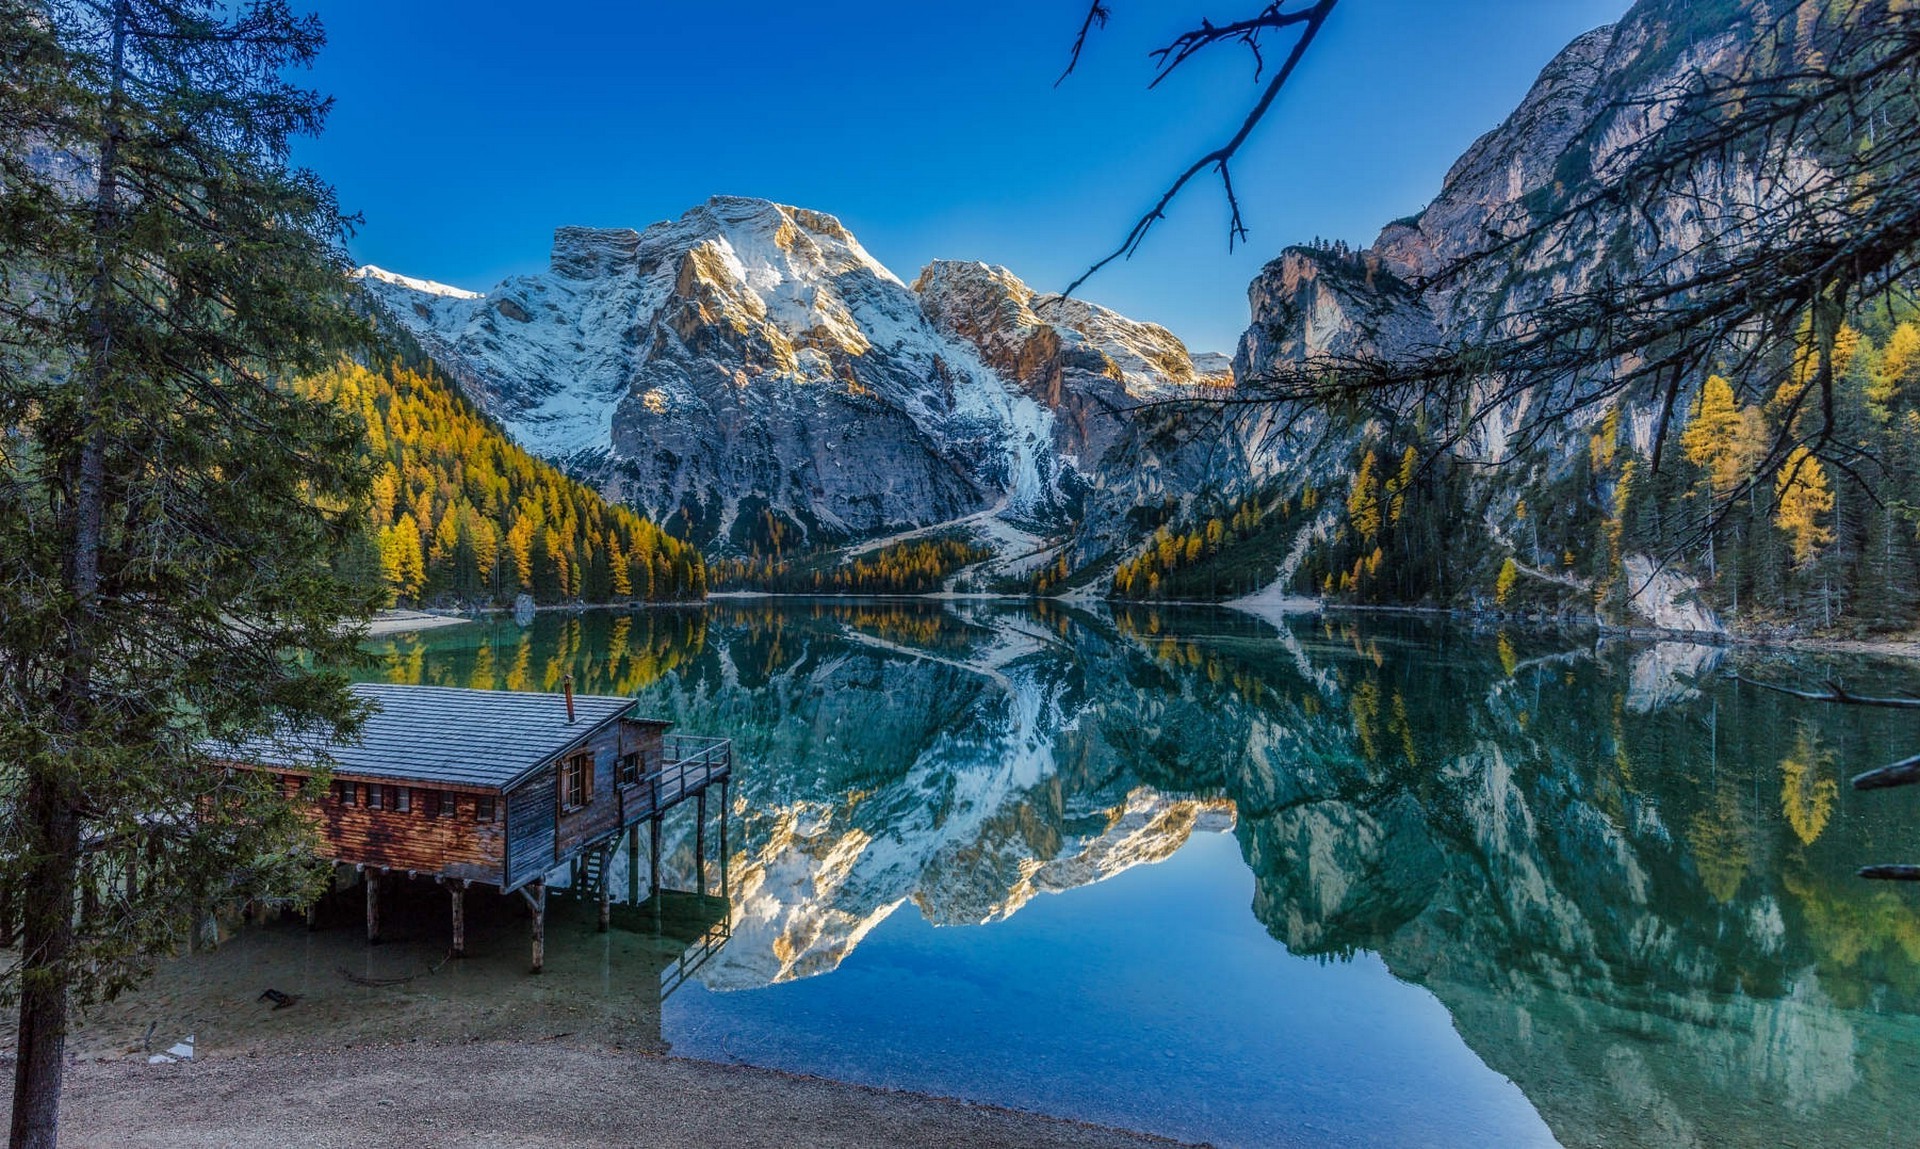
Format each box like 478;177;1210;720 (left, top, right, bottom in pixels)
1730;672;1920;710
1060;0;1338;295
1055;1;1112;86
1853;753;1920;791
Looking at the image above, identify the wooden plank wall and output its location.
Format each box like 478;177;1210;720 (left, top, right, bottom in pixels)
552;724;619;858
505;765;557;888
617;721;669;820
304;782;505;883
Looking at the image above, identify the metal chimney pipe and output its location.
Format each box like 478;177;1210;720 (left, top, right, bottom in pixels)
563;674;575;723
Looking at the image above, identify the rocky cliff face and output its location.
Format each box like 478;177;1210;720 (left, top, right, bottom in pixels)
912;260;1272;567
1239;3;1765;383
1228;0;1822;629
359;197;1236;558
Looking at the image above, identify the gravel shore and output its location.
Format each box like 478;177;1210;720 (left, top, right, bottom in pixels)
60;1042;1200;1148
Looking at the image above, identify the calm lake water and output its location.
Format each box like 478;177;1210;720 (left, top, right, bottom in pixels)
290;603;1920;1145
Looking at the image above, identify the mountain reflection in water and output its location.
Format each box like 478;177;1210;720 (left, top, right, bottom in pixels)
365;601;1920;1149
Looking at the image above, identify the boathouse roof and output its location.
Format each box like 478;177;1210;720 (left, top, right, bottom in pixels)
221;682;651;788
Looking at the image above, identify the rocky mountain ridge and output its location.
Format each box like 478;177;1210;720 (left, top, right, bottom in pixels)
357;0;1887;634
1225;0;1891;633
358;197;1243;563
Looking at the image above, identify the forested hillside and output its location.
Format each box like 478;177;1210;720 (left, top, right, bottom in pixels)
713;536;990;595
298;361;706;606
1287;308;1920;632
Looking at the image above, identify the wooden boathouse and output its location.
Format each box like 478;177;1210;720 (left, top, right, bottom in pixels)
221;681;731;971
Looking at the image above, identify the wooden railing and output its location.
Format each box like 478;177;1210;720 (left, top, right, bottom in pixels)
659;915;732;1001
662;734;731;776
631;735;730;821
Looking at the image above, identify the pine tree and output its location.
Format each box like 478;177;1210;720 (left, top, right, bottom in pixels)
0;4;375;1143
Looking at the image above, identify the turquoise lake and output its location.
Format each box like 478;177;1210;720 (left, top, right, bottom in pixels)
352;600;1920;1149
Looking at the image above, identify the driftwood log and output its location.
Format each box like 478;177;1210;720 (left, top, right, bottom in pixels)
1732;674;1920;881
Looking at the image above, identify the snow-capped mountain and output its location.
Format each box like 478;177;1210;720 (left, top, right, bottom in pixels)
358;196;1235;557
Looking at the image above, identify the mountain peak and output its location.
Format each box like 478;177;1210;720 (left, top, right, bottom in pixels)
359;196;1249;557
352;265;482;300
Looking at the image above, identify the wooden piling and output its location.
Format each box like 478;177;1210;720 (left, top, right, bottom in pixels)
365;869;381;945
449;879;467;957
598;846;612;933
649;815;663;927
649;816;661;897
719;779;731;897
695;788;708;897
626;824;641;906
527;880;547;973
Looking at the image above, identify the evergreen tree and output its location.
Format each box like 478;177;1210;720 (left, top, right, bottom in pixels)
0;3;374;1143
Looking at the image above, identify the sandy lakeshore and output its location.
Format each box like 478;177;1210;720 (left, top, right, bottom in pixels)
40;891;1200;1148
59;1043;1197;1149
363;609;473;637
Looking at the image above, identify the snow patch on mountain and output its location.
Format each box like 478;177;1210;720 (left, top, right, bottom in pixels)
353;265;482;300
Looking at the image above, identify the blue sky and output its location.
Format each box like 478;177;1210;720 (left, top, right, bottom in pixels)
298;0;1629;354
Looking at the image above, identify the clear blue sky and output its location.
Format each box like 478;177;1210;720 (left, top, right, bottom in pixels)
297;0;1629;354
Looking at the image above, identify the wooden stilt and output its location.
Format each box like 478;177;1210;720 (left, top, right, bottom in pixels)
626;824;641;906
695;788;708;897
719;780;731;898
305;902;318;931
449;879;467;957
649;816;662;897
526;880;547;974
650;815;663;927
365;869;381;945
598;846;612;933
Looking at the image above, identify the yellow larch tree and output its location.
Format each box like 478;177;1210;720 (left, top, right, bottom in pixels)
1774;446;1835;568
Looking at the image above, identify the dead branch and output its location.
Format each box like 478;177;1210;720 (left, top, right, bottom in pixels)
1056;1;1112;86
1854;753;1920;791
1060;0;1338;295
1729;673;1920;711
1858;864;1920;881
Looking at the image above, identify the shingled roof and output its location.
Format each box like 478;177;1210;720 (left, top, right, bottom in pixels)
220;683;645;788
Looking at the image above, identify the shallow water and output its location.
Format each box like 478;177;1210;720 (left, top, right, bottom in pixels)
98;601;1920;1147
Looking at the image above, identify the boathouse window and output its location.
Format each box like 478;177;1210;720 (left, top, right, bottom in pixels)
334;780;356;806
475;795;496;823
618;750;640;785
394;786;410;814
367;783;385;811
561;752;593;811
428;790;456;818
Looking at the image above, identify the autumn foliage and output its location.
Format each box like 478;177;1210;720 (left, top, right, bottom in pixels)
300;361;706;606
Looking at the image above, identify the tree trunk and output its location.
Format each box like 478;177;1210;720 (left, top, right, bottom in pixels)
9;778;81;1149
12;5;131;1145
